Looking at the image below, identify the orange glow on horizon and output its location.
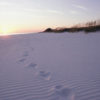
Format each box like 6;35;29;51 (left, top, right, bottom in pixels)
0;26;42;36
0;27;11;36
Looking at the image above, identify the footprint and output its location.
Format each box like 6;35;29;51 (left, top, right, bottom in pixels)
18;51;29;63
23;51;29;57
55;85;63;90
38;71;51;80
31;47;34;51
56;88;72;97
28;63;37;69
51;85;75;100
19;58;26;62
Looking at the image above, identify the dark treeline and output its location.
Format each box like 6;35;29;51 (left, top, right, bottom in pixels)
44;20;100;33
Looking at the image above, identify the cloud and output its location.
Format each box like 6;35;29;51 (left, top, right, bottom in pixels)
69;10;78;14
23;8;63;15
72;4;87;11
46;10;63;15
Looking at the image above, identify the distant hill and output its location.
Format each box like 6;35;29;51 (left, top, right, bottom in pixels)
44;20;100;33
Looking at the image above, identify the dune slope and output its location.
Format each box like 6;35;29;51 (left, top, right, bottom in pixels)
0;32;100;100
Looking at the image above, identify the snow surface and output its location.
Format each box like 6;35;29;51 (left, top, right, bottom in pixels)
0;32;100;100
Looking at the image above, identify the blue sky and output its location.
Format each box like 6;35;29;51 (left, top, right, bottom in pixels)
0;0;100;34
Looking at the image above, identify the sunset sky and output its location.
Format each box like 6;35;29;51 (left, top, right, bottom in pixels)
0;0;100;35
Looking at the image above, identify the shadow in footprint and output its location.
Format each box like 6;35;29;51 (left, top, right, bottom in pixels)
19;58;26;62
23;51;29;57
57;88;72;97
38;71;51;80
28;63;37;69
55;85;63;90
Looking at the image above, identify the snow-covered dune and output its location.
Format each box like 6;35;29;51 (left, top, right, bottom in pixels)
0;32;100;100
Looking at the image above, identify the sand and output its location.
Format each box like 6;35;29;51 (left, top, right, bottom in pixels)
0;32;100;100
